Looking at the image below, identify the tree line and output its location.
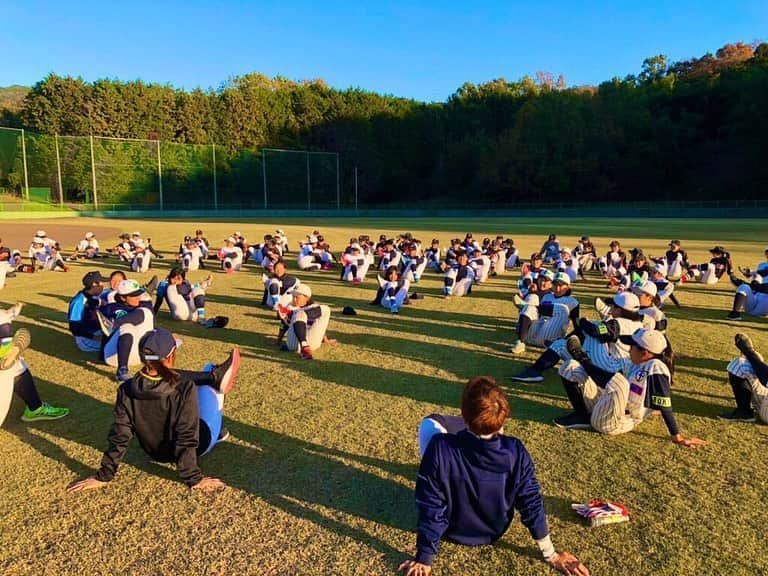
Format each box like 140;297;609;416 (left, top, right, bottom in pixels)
2;41;767;207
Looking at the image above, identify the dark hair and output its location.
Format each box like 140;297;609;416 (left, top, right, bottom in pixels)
168;267;185;281
385;265;399;281
461;377;509;435
614;308;641;322
144;357;179;387
110;270;126;280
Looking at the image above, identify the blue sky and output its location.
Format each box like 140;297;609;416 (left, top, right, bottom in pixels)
3;1;766;101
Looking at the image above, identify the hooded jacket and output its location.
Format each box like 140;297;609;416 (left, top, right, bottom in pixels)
95;371;203;487
414;430;548;565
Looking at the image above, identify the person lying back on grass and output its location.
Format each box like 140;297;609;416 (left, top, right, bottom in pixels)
399;376;589;576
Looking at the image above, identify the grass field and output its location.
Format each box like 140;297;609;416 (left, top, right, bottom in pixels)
0;217;766;576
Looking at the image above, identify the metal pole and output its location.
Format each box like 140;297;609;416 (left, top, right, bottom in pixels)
54;135;64;207
212;144;218;211
156;139;163;210
336;152;340;210
262;149;267;209
20;129;30;200
89;135;98;208
354;165;358;212
306;151;311;210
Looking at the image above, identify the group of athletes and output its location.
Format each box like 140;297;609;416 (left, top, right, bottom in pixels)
2;226;767;575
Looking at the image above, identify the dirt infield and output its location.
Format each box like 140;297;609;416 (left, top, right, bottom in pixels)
0;222;122;251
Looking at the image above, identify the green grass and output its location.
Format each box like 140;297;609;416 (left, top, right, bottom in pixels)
0;217;766;575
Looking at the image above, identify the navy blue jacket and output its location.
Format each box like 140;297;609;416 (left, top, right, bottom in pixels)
414;430;548;565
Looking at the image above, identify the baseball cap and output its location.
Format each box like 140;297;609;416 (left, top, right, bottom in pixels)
82;271;109;287
131;231;141;237
307;235;318;243
32;238;44;245
709;245;726;254
539;269;555;281
553;272;571;285
653;263;666;274
234;231;242;237
631;280;658;298
225;236;236;243
669;240;681;247
293;284;312;299
559;246;570;253
607;291;640;312
85;232;95;239
350;243;362;251
117;279;146;297
580;235;590;241
275;229;284;234
139;328;177;362
35;230;46;237
621;328;667;355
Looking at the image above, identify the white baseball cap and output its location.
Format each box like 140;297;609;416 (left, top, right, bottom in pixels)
131;231;141;237
625;328;667;355
553;272;571;285
609;291;640;312
653;263;665;274
350;243;362;251
117;279;145;297
307;235;318;243
293;284;312;298
275;229;284;234
35;230;46;237
85;232;94;239
225;236;236;243
631;280;658;298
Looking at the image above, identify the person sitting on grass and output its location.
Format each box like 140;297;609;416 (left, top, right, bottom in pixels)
66;328;240;493
0;303;69;425
720;333;768;423
276;284;335;360
399;376;588;576
68;270;111;353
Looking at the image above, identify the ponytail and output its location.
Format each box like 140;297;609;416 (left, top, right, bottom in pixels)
145;359;179;387
656;337;675;386
652;294;662;308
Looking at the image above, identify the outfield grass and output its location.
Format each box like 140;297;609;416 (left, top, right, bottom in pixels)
0;217;766;576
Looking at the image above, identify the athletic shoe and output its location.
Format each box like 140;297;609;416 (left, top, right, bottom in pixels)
509;367;544;383
566;335;589;364
279;343;290;352
510;340;526;355
22;402;69;422
203;316;229;329
409;292;422;300
717;409;756;423
0;327;31;370
200;275;213;290
734;333;763;361
143;274;159;295
726;311;743;320
594;297;611;318
96;310;113;337
212;348;240;395
116;366;131;383
218;427;231;442
553;412;592;430
300;346;313;360
512;294;526;309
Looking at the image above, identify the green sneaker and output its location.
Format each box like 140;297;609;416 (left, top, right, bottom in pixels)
22;402;69;422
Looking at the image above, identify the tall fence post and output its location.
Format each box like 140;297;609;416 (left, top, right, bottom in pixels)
354;165;358;212
306;151;311;210
89;135;98;208
54;135;64;207
336;152;340;210
262;149;267;209
212;143;218;211
156;139;163;210
20;129;30;200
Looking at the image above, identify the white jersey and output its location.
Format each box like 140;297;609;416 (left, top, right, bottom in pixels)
625;358;672;424
638;305;667;332
77;238;100;252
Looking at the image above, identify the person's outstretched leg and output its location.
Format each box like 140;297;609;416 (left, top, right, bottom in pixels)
14;368;69;422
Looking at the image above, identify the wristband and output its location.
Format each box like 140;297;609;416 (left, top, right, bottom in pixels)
535;534;556;560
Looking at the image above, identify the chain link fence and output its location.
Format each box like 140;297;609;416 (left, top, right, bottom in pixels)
0;127;341;210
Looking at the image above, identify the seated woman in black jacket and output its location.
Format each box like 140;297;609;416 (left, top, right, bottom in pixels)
66;328;240;493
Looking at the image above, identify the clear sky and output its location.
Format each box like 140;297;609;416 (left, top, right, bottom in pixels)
3;1;766;102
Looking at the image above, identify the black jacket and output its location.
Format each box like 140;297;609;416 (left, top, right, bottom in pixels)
96;372;203;487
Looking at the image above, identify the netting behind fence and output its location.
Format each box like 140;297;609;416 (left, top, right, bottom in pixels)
0;127;340;210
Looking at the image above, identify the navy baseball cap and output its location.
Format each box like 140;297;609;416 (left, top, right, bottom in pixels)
139;328;177;362
82;271;110;287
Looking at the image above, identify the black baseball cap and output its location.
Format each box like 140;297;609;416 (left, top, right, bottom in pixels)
139;328;177;362
669;240;681;247
709;245;726;254
82;271;110;287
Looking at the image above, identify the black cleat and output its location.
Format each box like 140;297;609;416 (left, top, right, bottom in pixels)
553;412;592;430
726;311;743;321
566;335;589;364
509;368;544;383
717;409;756;423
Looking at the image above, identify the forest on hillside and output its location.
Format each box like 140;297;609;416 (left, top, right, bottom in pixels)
1;42;767;207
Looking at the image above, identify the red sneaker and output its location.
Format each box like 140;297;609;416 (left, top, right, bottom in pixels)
300;346;313;360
